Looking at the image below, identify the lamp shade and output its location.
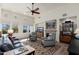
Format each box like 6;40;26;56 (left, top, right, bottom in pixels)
8;29;14;33
74;29;79;34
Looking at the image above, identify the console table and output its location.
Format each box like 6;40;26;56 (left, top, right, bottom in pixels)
4;45;35;55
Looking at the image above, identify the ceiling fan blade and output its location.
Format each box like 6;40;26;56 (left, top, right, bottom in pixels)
33;11;40;14
27;7;31;11
34;8;39;11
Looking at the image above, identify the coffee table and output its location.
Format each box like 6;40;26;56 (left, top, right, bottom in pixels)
4;45;35;55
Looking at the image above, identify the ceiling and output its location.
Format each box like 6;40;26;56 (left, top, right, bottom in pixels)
0;3;70;17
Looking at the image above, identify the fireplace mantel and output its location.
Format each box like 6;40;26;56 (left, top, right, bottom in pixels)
45;29;57;33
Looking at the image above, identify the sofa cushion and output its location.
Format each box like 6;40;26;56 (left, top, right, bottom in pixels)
47;36;53;40
14;42;22;48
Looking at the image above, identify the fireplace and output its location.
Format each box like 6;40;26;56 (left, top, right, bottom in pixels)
45;29;57;37
46;33;49;37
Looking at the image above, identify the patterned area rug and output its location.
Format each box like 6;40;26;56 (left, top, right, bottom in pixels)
23;39;61;55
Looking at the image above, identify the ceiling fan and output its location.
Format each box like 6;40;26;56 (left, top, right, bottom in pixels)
27;3;40;15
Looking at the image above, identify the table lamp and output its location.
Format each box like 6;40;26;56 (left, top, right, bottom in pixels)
8;29;14;34
7;29;14;37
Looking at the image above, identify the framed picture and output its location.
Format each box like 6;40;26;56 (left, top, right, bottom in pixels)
12;25;18;33
46;20;56;29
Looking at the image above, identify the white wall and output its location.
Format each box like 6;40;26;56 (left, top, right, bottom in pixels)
35;4;79;42
0;8;34;39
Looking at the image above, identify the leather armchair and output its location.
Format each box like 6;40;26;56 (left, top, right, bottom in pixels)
29;32;37;41
41;32;56;47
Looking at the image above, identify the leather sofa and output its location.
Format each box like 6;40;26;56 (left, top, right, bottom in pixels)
0;37;23;55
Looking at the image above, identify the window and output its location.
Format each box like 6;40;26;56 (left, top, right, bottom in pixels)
23;25;27;33
12;24;18;33
0;23;33;34
1;24;10;34
0;24;2;30
23;25;30;33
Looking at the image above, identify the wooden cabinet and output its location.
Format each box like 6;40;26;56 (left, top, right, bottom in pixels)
37;32;44;38
60;21;74;43
60;31;73;43
36;27;44;38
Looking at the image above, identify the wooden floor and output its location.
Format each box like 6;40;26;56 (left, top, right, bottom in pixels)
53;43;69;55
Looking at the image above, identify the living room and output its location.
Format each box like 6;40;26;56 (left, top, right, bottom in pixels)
0;3;79;55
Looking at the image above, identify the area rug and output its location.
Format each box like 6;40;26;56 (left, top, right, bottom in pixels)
23;39;61;55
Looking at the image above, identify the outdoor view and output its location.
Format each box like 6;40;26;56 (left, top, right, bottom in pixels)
12;25;18;33
2;24;10;34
